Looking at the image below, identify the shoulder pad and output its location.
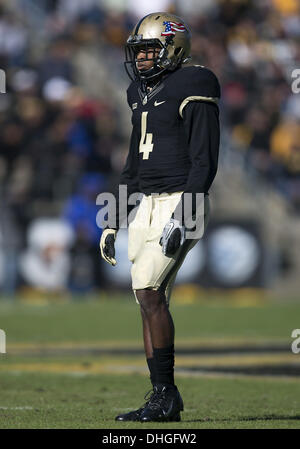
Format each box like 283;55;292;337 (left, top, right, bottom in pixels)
174;66;220;117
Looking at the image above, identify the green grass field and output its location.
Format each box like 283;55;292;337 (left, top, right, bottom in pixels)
0;293;300;429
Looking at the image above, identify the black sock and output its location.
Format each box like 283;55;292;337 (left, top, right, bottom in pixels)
146;357;156;386
152;344;175;387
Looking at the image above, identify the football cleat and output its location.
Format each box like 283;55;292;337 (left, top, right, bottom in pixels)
115;389;156;422
140;384;184;422
115;407;145;422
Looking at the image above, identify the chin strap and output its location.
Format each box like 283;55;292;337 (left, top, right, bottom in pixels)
139;64;165;82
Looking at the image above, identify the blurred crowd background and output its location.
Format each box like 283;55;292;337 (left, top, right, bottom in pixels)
0;0;299;298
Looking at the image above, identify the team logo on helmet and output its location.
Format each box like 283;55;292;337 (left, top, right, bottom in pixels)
161;21;186;37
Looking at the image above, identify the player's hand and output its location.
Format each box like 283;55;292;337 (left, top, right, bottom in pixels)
159;218;185;256
100;229;117;266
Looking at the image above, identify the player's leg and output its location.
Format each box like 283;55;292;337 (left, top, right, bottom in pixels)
133;242;193;423
115;298;163;422
140;306;156;385
138;288;174;349
118;193;209;422
116;286;179;422
114;307;155;422
138;288;175;386
123;193;191;422
133;198;210;422
115;196;156;422
140;289;175;390
135;287;183;422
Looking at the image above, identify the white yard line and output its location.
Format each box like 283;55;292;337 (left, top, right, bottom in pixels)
0;406;33;410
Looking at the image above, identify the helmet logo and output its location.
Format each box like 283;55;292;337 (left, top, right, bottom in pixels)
161;21;186;36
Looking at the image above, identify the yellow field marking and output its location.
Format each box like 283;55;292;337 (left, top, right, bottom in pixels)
0;361;125;375
0;353;298;374
6;337;290;354
7;341;143;351
176;353;299;367
175;371;300;382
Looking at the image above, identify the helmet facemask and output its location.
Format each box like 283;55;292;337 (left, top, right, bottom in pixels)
124;37;166;82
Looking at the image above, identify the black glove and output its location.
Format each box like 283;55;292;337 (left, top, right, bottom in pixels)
100;229;117;266
159;218;185;256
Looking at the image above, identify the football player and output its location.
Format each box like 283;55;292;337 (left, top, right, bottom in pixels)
100;12;220;422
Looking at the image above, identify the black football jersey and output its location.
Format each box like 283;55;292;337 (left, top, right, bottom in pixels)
120;65;220;198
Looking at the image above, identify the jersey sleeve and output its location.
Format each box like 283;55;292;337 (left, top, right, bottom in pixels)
114;121;140;229
126;81;137;110
172;85;220;223
178;66;221;118
119;126;140;194
182;100;220;194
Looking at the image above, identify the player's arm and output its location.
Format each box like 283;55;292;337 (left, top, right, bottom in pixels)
180;99;220;195
177;67;220;207
116;124;140;228
160;68;220;256
160;101;220;255
100;125;140;265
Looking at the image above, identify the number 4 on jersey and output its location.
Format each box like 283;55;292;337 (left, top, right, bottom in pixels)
139;111;153;160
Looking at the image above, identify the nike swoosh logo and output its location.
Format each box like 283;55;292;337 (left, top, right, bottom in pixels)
154;100;166;107
162;399;174;417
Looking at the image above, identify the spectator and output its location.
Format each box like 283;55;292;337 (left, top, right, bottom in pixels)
19;219;74;292
63;173;107;292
